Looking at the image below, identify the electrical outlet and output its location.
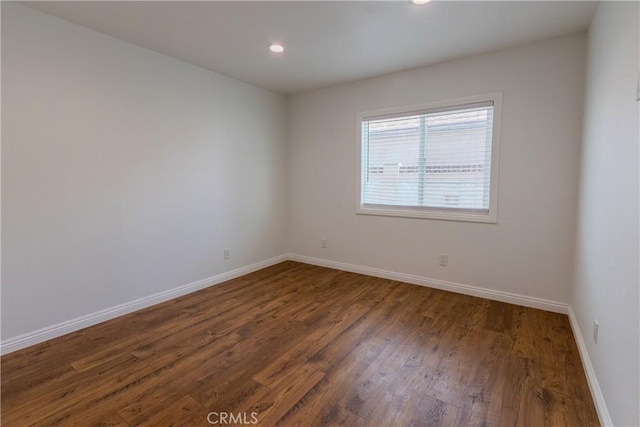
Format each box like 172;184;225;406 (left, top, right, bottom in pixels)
321;239;327;248
224;248;230;260
593;320;599;344
438;254;448;266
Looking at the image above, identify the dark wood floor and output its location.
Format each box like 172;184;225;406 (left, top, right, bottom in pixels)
2;261;599;426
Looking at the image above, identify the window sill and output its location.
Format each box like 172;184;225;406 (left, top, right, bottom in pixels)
356;205;497;224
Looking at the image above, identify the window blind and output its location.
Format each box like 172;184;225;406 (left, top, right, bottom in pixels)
361;101;494;213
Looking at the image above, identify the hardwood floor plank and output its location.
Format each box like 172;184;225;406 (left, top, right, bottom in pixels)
1;262;599;427
484;300;516;334
366;386;423;427
138;395;204;427
252;303;370;388
542;388;600;427
29;332;244;426
276;343;380;427
338;317;431;420
71;268;309;373
94;411;131;427
495;353;528;427
3;354;152;425
246;364;326;426
117;386;185;426
201;376;271;415
516;376;546;427
408;395;459;427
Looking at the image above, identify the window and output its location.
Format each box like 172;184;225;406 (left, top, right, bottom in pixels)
357;93;501;223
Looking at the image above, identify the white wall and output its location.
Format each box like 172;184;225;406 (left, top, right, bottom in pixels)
572;2;640;426
288;35;586;304
1;3;287;340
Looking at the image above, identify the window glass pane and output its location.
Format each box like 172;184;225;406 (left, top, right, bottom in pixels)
362;104;494;212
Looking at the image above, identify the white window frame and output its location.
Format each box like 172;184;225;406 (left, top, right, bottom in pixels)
356;93;502;223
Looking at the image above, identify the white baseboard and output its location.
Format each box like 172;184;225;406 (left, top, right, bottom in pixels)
3;252;609;425
287;253;569;314
0;254;288;355
567;306;613;427
1;253;569;354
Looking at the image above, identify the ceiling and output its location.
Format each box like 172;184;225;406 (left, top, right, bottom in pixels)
21;1;597;95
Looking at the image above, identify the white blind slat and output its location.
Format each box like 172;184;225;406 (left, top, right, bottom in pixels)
362;103;494;211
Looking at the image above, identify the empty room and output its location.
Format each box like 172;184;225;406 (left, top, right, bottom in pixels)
1;1;638;426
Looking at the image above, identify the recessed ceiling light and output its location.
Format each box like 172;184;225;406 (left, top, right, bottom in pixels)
269;43;284;54
411;0;431;4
